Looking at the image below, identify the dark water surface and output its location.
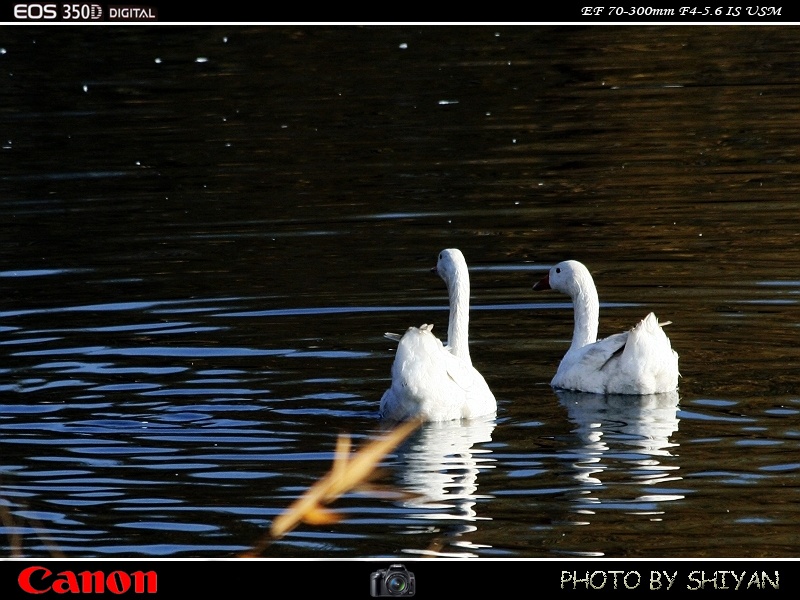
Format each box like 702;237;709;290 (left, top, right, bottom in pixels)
1;25;800;558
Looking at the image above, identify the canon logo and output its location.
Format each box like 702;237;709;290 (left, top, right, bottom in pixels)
18;566;157;595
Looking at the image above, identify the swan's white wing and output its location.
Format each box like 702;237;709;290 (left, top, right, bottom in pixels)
576;332;629;371
552;332;628;393
440;347;479;389
438;349;496;419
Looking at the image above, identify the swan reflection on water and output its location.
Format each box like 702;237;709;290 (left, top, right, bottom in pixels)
555;389;684;510
392;414;496;556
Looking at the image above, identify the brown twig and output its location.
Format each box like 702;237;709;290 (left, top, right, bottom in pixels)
240;418;422;556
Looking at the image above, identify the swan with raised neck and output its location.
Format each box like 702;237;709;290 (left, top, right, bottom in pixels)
533;260;679;395
379;249;497;422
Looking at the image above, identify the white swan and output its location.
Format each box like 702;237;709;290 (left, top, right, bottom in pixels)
379;249;497;422
533;260;679;395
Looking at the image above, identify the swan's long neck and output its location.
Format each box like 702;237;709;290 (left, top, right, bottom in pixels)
446;268;472;365
569;275;599;352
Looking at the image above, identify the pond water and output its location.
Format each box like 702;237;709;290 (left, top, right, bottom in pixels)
1;25;800;560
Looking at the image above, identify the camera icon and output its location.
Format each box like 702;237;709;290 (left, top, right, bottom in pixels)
370;564;416;597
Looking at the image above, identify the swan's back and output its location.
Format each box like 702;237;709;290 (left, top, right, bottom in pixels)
380;324;496;422
553;312;679;395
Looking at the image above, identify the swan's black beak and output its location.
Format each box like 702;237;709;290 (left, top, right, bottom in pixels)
430;266;438;274
532;274;551;291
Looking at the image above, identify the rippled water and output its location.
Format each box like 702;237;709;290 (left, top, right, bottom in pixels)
1;25;800;559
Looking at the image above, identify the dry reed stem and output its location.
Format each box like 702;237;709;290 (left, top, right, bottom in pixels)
269;418;422;540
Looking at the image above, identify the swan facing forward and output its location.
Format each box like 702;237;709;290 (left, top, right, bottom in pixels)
533;260;679;395
379;249;497;422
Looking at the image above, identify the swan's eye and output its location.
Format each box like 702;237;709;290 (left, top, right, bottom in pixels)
556;268;561;274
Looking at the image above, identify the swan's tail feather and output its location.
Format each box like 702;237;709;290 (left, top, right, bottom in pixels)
634;312;672;331
385;323;434;343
